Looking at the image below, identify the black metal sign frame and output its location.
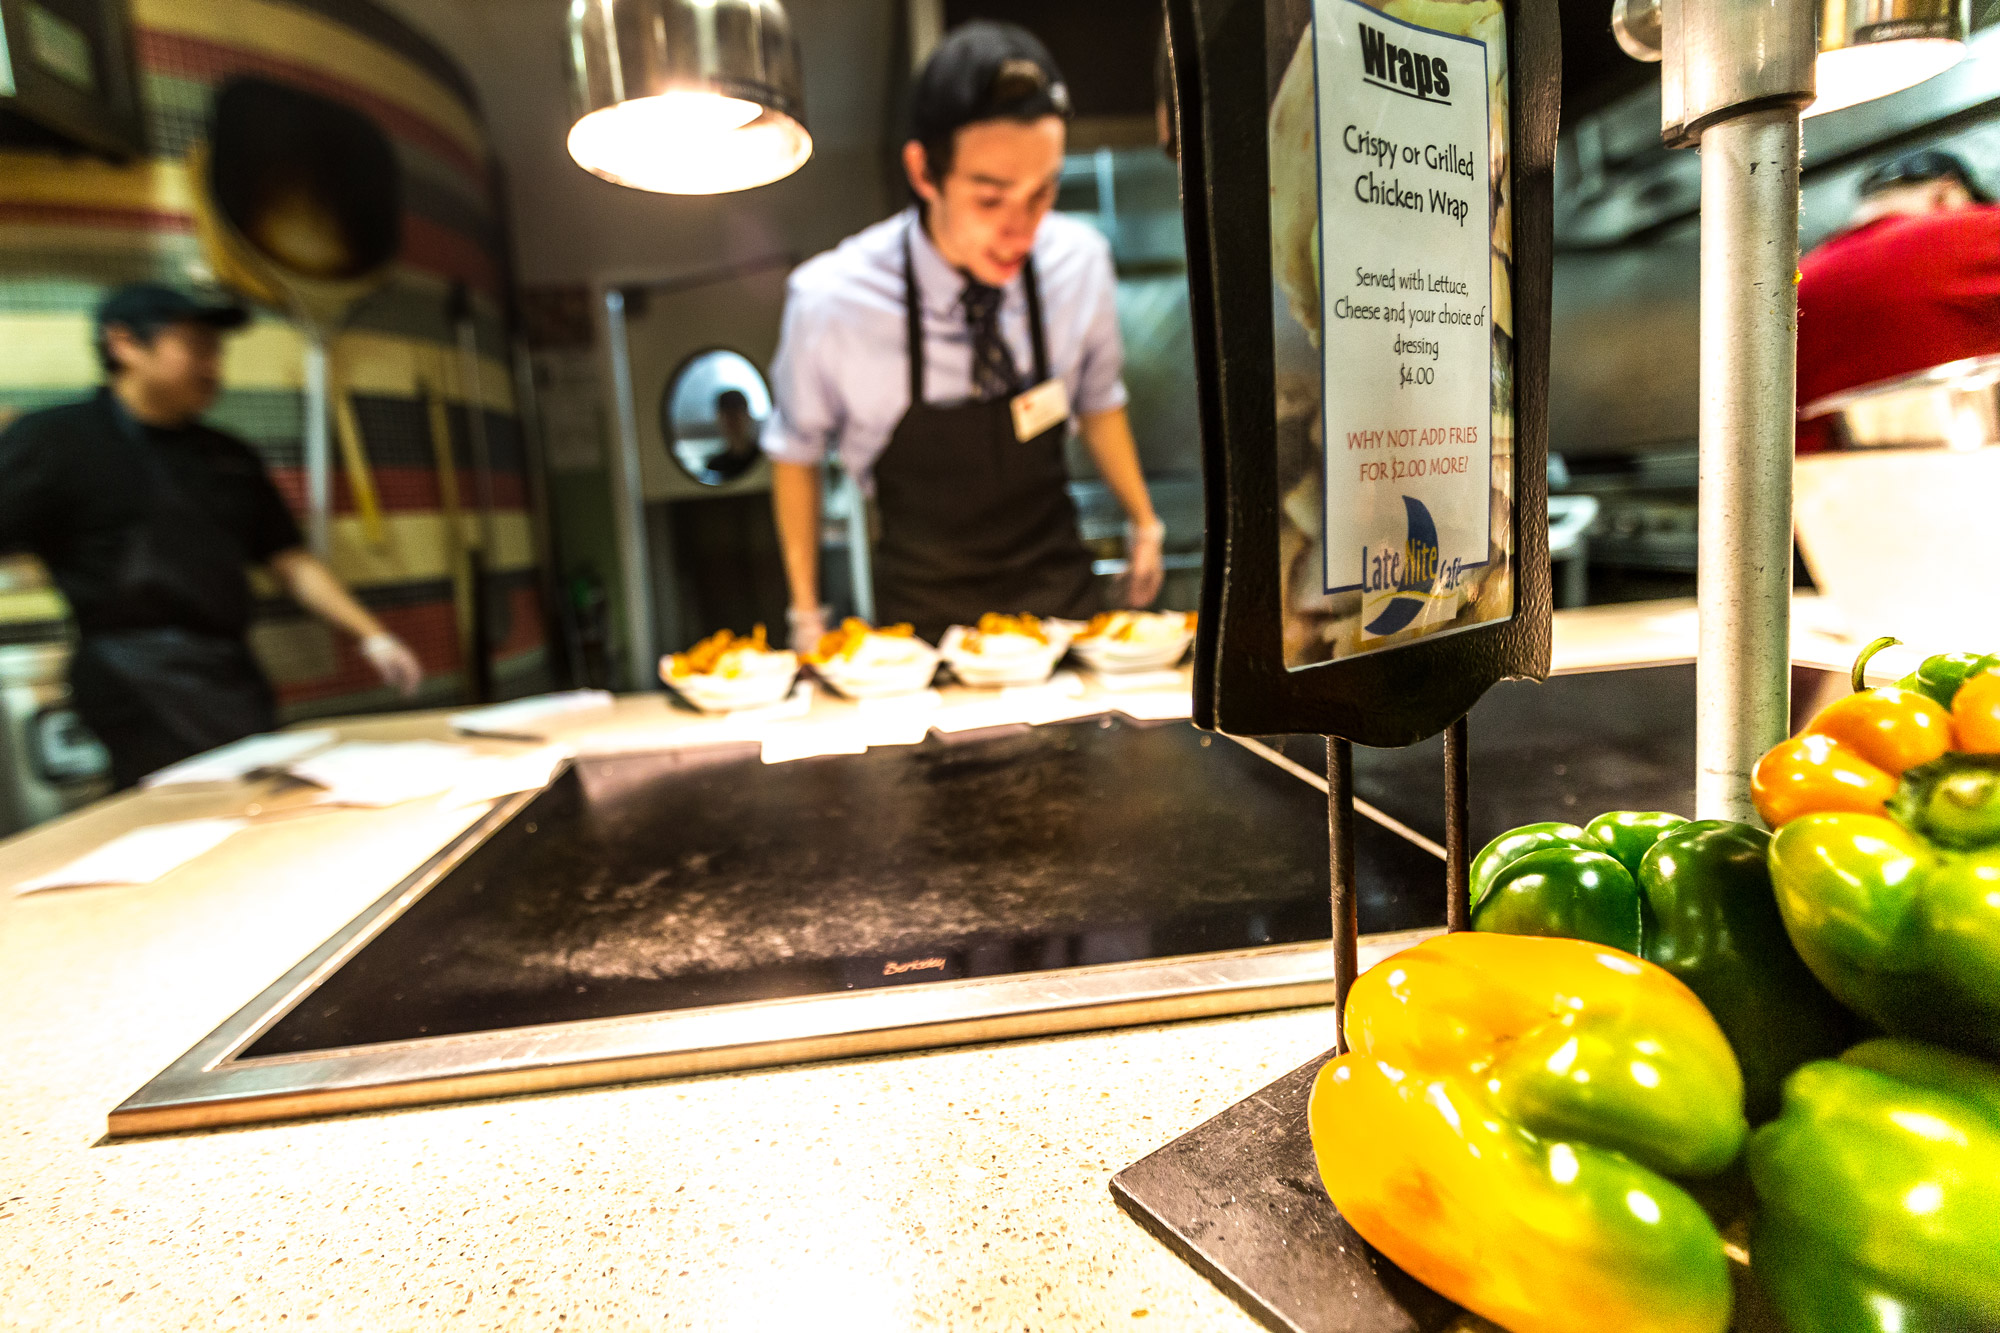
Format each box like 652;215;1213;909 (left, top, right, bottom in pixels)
1177;0;1560;749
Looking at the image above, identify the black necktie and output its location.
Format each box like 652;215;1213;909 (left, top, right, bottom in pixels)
961;280;1018;402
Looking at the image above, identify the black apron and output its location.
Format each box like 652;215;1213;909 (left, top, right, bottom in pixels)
70;402;276;787
870;227;1099;644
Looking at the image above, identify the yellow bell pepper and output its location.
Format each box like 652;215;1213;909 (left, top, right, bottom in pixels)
1309;933;1748;1333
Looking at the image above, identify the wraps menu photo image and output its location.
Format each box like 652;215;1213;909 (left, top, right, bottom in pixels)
1269;0;1517;670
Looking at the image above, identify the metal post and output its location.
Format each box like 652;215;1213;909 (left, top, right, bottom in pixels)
600;288;658;690
1327;738;1357;1055
1644;0;1815;820
1443;717;1471;930
1696;110;1801;819
302;336;332;558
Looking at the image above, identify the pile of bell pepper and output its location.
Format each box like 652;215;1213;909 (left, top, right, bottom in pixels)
1307;643;2000;1333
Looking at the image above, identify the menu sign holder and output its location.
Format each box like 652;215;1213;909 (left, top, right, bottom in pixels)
1114;0;1558;1326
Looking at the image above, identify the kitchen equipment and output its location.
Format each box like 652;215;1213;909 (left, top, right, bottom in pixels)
112;713;1443;1133
194;76;402;554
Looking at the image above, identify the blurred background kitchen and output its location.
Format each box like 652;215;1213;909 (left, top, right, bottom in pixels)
0;0;1996;833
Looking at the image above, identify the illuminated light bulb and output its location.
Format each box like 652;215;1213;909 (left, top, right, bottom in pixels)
566;0;812;196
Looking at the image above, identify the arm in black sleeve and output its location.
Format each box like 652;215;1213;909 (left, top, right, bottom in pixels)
240;451;307;564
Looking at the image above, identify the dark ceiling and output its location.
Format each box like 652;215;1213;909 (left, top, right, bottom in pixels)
949;1;1660;125
1560;1;1659;120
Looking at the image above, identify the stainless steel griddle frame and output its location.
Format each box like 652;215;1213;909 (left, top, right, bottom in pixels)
109;738;1441;1136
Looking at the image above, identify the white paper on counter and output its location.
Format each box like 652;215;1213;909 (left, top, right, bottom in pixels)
141;730;336;787
760;691;943;764
999;672;1109;726
723;681;815;727
14;818;247;895
449;690;613;739
438;746;572;808
760;724;873;765
1108;688;1194;722
287;740;489;807
1088;669;1186;693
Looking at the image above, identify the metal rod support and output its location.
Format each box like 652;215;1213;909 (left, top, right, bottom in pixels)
1327;737;1358;1055
601;289;659;690
1444;716;1471;931
302;338;332;558
1695;109;1801;820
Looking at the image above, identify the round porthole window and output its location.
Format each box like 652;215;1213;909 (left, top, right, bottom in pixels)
660;348;772;486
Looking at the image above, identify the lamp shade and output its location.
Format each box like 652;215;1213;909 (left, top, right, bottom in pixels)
566;0;812;194
1810;0;1969;116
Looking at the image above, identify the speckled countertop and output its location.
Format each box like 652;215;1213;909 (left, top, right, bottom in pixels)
1;601;1844;1330
0;684;1355;1332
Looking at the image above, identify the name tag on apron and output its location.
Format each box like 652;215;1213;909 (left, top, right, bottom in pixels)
1010;378;1070;442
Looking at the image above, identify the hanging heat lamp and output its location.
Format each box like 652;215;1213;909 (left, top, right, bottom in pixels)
1614;0;1970;119
566;0;812;195
1809;0;1969;116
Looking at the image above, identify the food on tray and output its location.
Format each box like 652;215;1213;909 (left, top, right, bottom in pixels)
1754;640;2000;1059
665;626;786;679
805;619;925;665
1075;610;1197;644
938;613;1071;688
1748;1038;2000;1333
802;619;939;699
959;612;1051;653
1070;609;1197;674
1309;933;1746;1333
1471;809;1853;1120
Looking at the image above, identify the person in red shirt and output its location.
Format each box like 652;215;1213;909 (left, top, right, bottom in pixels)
1796;150;2000;453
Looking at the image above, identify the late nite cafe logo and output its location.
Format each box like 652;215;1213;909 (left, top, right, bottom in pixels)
1358;21;1452;105
883;956;948;977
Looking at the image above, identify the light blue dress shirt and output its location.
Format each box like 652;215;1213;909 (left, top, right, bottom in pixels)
760;207;1129;493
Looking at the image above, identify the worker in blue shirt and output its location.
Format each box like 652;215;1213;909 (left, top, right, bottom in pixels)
762;22;1165;646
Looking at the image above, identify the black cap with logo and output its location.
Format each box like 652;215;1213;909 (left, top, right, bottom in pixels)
909;21;1072;152
95;283;249;341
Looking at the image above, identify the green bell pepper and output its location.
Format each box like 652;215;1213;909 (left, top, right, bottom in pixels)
1896;650;2000;710
1768;808;2000;1059
1474;812;1854;1119
1749;1038;2000;1333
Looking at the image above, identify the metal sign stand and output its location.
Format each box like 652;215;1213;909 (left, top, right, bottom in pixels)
1111;729;1476;1333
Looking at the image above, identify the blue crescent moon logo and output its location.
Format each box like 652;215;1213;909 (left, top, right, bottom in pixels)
1362;495;1440;637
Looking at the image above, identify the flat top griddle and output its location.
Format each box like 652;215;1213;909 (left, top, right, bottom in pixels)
117;664;1753;1136
247;718;1444;1058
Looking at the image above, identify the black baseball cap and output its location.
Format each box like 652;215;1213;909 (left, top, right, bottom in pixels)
1857;149;1991;203
95;283;249;339
909;21;1072;149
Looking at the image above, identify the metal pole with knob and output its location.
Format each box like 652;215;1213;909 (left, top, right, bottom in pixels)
1615;0;1816;821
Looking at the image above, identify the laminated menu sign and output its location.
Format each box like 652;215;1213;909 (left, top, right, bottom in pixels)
1271;0;1516;670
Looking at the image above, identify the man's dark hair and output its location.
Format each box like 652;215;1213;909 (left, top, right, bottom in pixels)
908;22;1071;193
96;320;157;376
1857;148;1991;203
716;388;750;415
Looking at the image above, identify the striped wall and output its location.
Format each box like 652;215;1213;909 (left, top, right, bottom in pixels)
0;0;547;717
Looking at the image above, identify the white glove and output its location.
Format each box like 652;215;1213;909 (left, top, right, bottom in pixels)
786;604;831;654
361;632;423;698
1125;519;1167;608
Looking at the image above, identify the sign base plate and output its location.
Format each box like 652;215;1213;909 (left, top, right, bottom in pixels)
1112;1055;1790;1333
1109;1054;1466;1333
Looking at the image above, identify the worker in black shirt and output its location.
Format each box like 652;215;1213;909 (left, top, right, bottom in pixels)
0;284;424;787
